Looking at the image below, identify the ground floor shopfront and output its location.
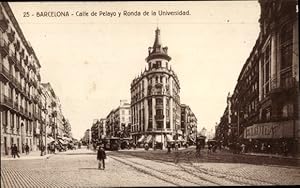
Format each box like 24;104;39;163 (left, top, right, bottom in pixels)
132;131;186;149
243;120;300;155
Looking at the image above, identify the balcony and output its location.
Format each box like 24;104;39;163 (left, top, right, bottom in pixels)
24;57;28;65
2;95;13;109
20;67;25;77
155;103;163;109
25;108;28;116
8;51;17;64
15;59;22;71
7;31;15;43
0;38;9;56
0;17;9;32
33;95;39;104
271;77;297;94
33;80;38;88
20;106;24;114
0;64;11;81
12;77;18;88
155;114;164;121
16;82;22;92
37;74;41;81
13;101;18;110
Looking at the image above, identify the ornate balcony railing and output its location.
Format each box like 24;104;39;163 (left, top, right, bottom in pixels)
271;77;297;93
3;95;13;108
0;64;11;80
20;106;24;114
155;103;163;109
13;101;18;110
7;31;15;43
0;17;9;32
0;38;9;56
155;114;164;120
8;50;17;64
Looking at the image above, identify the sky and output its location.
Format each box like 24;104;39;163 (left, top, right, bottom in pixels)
9;1;261;140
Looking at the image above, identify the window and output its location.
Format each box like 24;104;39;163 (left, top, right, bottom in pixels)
122;110;125;115
166;121;170;129
156;98;163;105
280;25;293;70
262;44;271;98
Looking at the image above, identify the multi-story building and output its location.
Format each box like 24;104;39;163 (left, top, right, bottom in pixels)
216;0;299;155
105;100;131;138
41;83;59;141
91;119;99;143
99;118;106;139
215;93;232;146
81;129;90;145
0;2;44;155
130;28;181;149
181;104;198;144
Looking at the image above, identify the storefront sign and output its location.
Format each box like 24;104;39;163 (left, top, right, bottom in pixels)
244;120;294;139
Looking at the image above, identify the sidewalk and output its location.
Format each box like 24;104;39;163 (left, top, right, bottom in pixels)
221;147;300;160
244;152;300;160
1;150;54;161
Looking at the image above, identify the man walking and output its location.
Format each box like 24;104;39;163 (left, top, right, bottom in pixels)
12;144;20;158
25;143;30;155
97;145;106;170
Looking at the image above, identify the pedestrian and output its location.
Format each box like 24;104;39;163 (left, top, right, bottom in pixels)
241;143;246;153
261;143;266;153
207;143;212;154
167;142;171;153
25;143;30;155
12;144;20;158
10;144;14;158
175;142;179;151
97;146;106;170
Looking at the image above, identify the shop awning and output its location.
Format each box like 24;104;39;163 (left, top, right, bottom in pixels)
155;135;163;143
62;136;72;141
243;120;294;139
178;136;185;142
46;137;55;143
145;135;153;143
166;134;174;142
58;139;68;145
137;135;145;143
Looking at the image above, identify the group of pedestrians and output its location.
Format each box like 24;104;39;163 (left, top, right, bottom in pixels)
10;143;30;158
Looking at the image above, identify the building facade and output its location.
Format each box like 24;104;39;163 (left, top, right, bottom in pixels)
105;100;131;138
0;2;44;155
180;104;198;144
130;28;181;149
216;0;299;155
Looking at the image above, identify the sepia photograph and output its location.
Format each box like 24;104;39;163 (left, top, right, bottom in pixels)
0;1;299;187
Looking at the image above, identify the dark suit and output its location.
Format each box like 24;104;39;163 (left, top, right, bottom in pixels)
97;148;106;169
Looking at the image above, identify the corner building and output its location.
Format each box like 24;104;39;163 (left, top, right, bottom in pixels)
1;3;44;155
130;28;181;149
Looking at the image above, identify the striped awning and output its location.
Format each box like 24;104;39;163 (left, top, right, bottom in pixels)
155;135;163;143
166;134;174;142
46;137;55;143
137;135;145;143
145;135;153;143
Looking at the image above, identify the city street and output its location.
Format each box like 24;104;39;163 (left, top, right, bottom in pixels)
1;147;300;187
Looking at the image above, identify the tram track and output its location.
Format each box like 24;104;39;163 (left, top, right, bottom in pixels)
110;154;219;186
112;151;278;186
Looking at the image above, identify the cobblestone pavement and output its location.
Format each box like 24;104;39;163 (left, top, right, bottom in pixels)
1;148;300;187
